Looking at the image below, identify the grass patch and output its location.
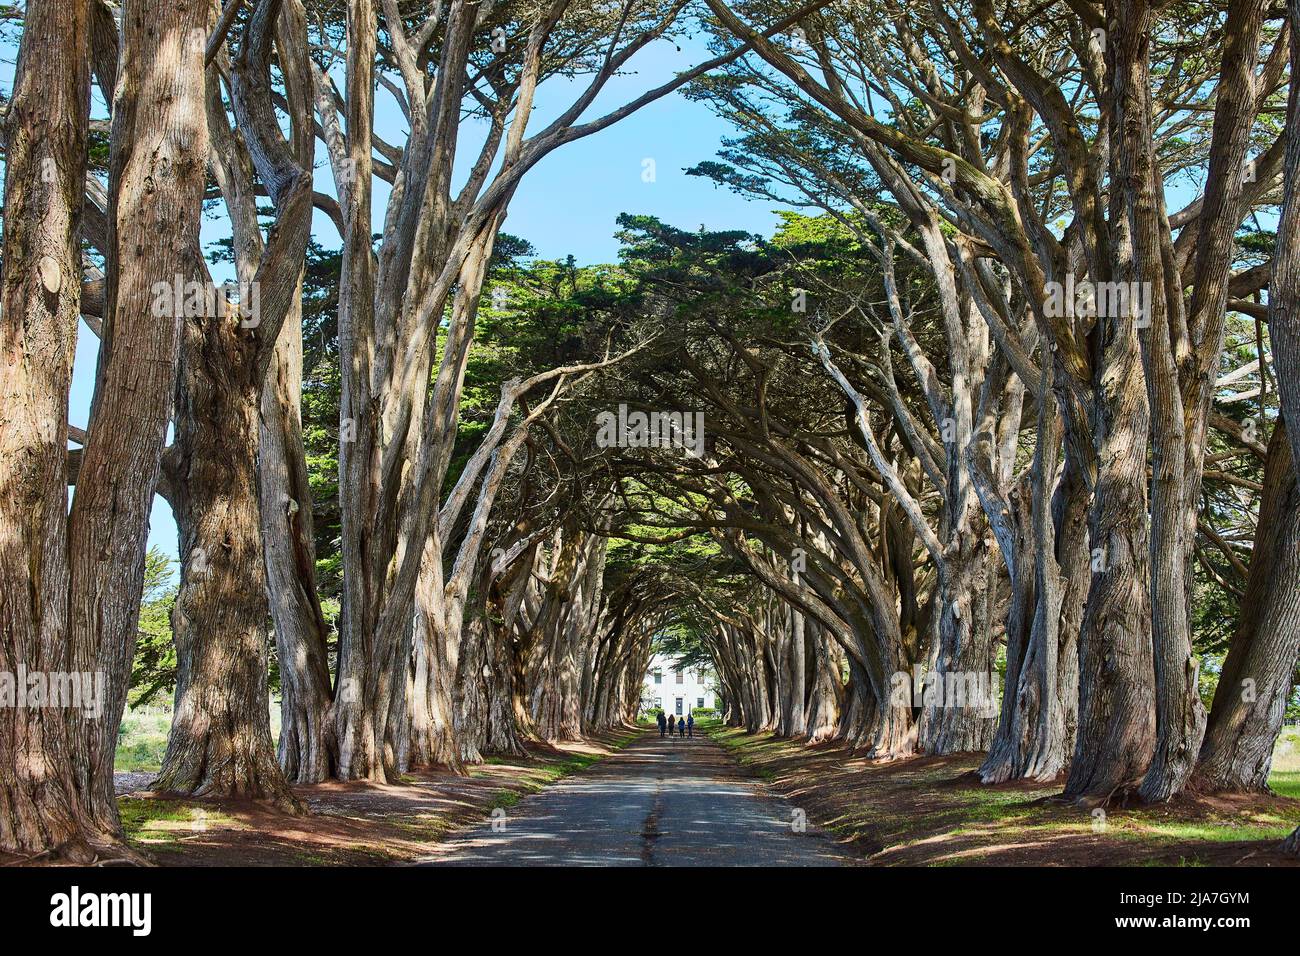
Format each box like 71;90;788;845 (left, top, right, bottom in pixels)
490;789;521;811
119;798;237;847
114;710;171;772
1269;770;1300;800
1269;729;1300;797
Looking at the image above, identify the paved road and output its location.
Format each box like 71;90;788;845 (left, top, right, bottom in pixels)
420;730;853;866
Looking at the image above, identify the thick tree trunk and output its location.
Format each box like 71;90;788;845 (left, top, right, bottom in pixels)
1145;0;1266;804
0;0;95;860
918;539;998;753
1065;14;1160;804
1021;453;1089;781
73;0;218;830
156;372;300;811
1282;0;1300;479
1194;424;1300;792
456;609;529;761
1063;323;1156;803
836;656;873;748
1271;0;1300;857
527;527;591;741
458;553;533;761
804;625;842;742
782;607;808;736
153;0;312;806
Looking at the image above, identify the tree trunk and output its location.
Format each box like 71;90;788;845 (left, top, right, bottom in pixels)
1271;0;1300;857
1194;423;1300;791
0;0;96;860
1063;323;1156;803
156;364;301;811
918;538;998;753
73;0;220;830
1146;0;1266;804
1284;827;1300;855
783;607;808;736
804;625;843;742
409;537;463;771
982;396;1087;784
458;554;533;761
259;287;335;784
456;608;530;762
1065;16;1160;804
1021;451;1089;781
527;527;590;741
1282;0;1300;480
153;0;312;806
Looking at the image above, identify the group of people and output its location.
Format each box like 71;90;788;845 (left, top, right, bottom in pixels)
657;710;694;738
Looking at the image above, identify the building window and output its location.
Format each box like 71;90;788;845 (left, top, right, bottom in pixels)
675;669;684;684
653;670;661;684
675;698;683;715
697;698;704;709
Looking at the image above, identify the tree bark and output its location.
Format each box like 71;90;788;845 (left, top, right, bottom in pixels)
1195;424;1300;792
260;310;336;784
804;624;843;742
155;366;301;811
1064;8;1159;804
0;0;96;860
409;536;464;771
1275;0;1300;855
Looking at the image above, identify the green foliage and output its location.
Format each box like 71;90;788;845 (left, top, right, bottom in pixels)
129;548;178;708
114;708;171;773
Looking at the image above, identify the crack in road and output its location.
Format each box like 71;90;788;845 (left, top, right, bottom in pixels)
639;791;665;865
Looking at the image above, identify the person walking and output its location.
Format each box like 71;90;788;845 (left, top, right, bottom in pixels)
657;710;667;738
687;713;695;738
677;716;686;738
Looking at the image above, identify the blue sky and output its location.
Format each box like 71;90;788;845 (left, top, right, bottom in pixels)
472;35;786;262
53;29;785;563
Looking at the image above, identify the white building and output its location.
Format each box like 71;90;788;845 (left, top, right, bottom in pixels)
643;654;715;717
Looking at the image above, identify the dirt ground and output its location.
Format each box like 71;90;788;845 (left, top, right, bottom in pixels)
0;729;640;867
710;727;1300;867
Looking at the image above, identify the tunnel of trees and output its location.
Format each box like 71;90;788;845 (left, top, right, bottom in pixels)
2;0;1299;862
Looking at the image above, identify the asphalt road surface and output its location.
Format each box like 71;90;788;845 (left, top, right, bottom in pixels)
420;729;853;866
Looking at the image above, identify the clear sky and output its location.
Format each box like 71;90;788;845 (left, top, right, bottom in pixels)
54;29;786;564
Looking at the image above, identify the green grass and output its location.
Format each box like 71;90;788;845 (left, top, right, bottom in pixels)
1268;729;1300;797
118;798;236;847
114;709;171;772
1117;818;1297;842
490;789;521;811
1269;770;1300;799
